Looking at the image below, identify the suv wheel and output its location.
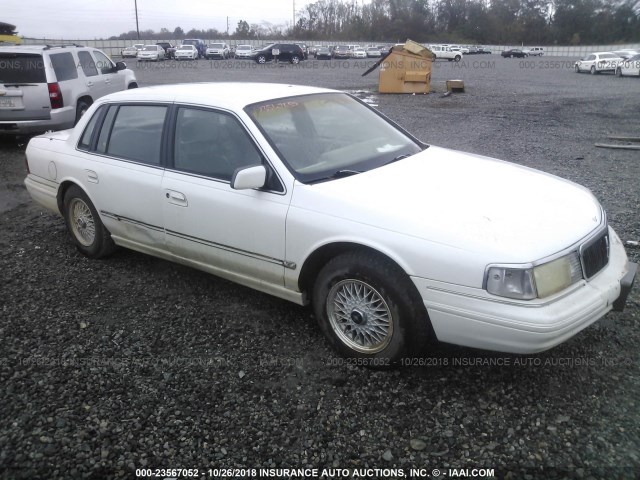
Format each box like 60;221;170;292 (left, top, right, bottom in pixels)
257;55;267;64
75;100;91;125
291;55;300;64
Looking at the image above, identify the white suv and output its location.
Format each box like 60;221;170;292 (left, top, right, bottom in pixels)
0;44;137;136
527;47;544;56
429;45;463;61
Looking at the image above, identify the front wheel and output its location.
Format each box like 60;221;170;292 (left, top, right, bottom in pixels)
590;65;597;75
63;185;115;258
313;251;431;364
575;64;580;73
291;55;300;64
256;55;267;64
454;55;461;62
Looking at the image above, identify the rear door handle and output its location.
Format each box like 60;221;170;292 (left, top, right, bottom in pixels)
86;81;93;87
165;190;188;207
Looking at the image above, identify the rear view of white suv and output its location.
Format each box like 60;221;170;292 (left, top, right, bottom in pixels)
0;44;137;136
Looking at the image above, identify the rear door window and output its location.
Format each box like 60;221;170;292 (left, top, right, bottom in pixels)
0;53;46;83
49;52;78;81
77;51;98;77
104;105;167;165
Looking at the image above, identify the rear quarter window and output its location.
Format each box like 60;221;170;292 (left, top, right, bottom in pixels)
49;52;78;82
0;53;46;83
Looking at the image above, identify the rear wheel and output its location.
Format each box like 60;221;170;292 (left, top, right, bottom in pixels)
74;99;91;125
313;251;431;365
454;55;461;62
63;185;115;258
257;54;267;64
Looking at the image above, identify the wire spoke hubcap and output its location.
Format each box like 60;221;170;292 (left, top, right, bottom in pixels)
69;199;96;247
327;279;393;354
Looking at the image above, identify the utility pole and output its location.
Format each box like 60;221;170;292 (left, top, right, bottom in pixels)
134;0;140;40
293;0;295;29
227;16;229;37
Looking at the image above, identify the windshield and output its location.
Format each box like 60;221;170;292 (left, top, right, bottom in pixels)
246;93;424;184
143;46;156;51
237;45;251;51
178;46;191;50
210;43;224;48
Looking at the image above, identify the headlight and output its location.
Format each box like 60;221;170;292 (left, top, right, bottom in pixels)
486;252;583;300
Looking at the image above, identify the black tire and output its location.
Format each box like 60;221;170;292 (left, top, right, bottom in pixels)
63;185;116;259
74;99;91;125
313;251;431;365
590;65;597;75
575;64;580;73
127;82;138;89
256;54;267;64
432;54;437;60
615;67;622;77
291;55;300;64
454;55;461;62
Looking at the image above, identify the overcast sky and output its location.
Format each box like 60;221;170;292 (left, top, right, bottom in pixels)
4;0;321;39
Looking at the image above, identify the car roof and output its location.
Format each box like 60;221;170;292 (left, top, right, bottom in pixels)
98;82;334;110
0;44;88;53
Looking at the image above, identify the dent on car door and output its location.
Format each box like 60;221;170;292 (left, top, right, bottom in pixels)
162;106;289;285
78;103;168;249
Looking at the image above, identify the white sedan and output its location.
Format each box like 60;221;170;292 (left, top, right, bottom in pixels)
351;47;367;59
615;53;640;77
574;52;623;74
23;83;637;363
137;44;165;61
175;45;198;60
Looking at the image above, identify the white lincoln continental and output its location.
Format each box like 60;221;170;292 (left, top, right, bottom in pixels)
24;83;637;362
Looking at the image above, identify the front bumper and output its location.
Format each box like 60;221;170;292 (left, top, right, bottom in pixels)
412;227;636;354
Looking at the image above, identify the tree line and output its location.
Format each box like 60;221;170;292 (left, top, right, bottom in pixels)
109;0;640;45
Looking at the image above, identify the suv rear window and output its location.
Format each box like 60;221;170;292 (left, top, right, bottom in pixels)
49;52;78;82
0;53;46;83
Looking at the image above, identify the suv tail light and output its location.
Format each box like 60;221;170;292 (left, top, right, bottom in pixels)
47;82;63;109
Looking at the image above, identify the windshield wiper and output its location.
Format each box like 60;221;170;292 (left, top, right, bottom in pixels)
384;153;412;165
309;169;362;184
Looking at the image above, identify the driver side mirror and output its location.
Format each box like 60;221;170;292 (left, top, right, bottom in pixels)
115;61;127;71
231;165;266;190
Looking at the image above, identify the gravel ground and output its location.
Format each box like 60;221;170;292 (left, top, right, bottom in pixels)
0;56;639;480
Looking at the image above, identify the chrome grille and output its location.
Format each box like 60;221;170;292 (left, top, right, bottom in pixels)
581;230;609;279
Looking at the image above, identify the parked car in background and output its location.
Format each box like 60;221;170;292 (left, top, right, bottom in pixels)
137;44;165;61
527;47;544;56
23;82;636;362
234;44;253;59
477;46;492;54
615;53;640;77
205;43;230;59
121;44;143;58
311;45;322;57
315;46;332;60
175;44;199;60
612;50;639;60
574;52;623;74
429;45;463;61
295;44;309;59
182;38;206;58
366;47;382;58
0;44;137;135
333;45;351;59
156;42;176;59
467;46;480;54
252;43;305;64
501;49;528;58
351;47;367;58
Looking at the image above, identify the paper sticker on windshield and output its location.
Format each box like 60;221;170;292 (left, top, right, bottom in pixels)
377;144;402;153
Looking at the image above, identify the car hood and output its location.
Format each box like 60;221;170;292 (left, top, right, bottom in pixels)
290;146;603;262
